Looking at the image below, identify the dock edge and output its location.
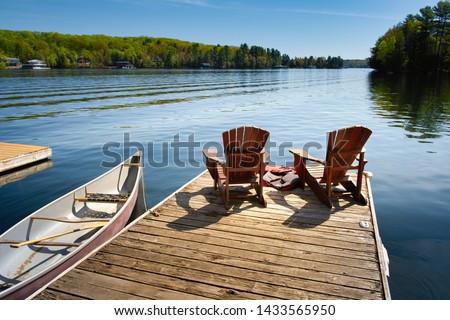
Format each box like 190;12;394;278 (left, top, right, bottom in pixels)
365;171;391;300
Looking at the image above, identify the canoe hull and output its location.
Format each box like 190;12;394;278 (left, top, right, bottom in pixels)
0;152;142;299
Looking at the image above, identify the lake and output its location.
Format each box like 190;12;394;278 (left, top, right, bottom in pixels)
0;68;449;299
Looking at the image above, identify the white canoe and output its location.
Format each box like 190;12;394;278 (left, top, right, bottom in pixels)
0;151;143;299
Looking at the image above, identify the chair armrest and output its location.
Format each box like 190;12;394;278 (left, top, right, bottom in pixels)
289;149;325;164
203;149;225;165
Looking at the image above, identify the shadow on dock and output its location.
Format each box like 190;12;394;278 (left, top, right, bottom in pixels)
34;171;390;300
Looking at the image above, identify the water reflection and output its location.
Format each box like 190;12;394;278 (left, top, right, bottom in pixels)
0;160;52;187
1;69;450;299
368;72;450;142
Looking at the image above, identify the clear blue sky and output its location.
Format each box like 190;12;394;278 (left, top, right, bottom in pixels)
0;0;443;59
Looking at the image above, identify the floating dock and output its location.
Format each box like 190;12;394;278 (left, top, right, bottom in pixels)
34;171;390;300
0;142;52;174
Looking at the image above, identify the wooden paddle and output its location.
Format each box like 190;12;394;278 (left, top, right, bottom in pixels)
31;216;109;223
10;222;107;248
0;240;80;247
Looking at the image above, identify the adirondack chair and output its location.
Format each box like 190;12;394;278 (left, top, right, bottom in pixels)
289;126;372;208
203;126;270;208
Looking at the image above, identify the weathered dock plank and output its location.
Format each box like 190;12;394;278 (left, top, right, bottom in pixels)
34;170;390;300
0;142;52;173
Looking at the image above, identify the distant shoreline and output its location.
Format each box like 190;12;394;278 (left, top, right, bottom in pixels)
2;65;370;71
0;29;361;70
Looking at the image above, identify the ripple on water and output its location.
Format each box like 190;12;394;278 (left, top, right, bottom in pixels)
0;69;450;299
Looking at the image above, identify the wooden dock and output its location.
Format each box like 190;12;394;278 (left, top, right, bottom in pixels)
0;142;52;174
34;171;390;300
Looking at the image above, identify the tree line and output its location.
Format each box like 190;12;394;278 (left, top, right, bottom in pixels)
0;29;343;69
369;1;450;73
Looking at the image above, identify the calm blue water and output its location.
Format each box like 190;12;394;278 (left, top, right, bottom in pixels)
0;68;449;299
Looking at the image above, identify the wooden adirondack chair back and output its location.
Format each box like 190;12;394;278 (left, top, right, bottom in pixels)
222;126;269;180
323;126;372;183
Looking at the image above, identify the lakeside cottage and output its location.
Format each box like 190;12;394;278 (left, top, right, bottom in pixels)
6;58;21;68
7;58;20;66
76;56;91;68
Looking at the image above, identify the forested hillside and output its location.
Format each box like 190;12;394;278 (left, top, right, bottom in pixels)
369;1;450;73
0;29;344;69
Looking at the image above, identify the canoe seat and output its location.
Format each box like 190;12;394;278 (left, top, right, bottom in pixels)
76;193;129;203
123;163;140;167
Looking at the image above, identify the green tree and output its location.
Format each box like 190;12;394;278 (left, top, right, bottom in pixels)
370;1;450;73
281;54;290;66
234;43;250;68
433;1;450;69
316;57;326;68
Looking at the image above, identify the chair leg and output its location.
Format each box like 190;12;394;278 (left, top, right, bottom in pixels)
260;188;267;208
293;154;306;189
216;173;228;209
355;152;365;203
258;179;267;208
225;173;230;209
204;155;218;184
259;164;267;207
353;177;367;205
340;179;367;205
293;154;331;208
304;168;332;208
326;165;333;200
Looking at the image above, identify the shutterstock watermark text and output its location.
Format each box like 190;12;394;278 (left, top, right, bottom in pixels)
101;132;323;168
